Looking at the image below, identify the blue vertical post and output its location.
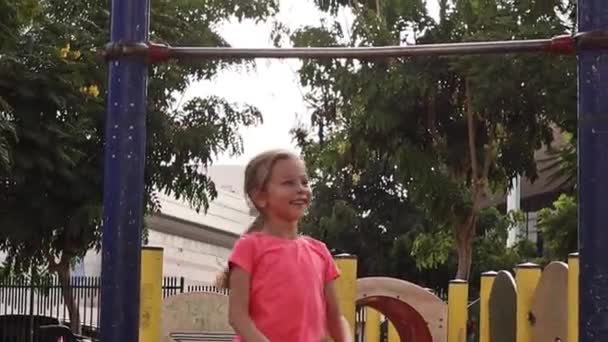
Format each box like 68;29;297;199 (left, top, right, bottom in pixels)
578;1;608;341
100;0;149;340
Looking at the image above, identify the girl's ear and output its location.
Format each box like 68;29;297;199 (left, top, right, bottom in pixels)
251;189;267;210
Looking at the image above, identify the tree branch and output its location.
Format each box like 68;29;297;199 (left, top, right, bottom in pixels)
466;78;479;182
482;126;496;180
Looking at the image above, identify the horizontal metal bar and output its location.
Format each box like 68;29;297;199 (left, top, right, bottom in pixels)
169;38;557;59
99;31;608;63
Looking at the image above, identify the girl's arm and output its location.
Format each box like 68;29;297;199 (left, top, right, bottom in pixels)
228;267;269;342
324;280;353;342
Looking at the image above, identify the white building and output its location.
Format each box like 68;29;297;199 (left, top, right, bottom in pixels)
76;165;252;284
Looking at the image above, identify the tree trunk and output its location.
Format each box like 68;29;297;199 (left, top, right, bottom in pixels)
57;261;81;334
455;77;492;281
454;213;478;280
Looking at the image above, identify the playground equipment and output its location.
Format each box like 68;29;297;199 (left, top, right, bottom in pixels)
479;257;578;342
101;0;607;340
155;254;447;342
488;271;516;342
139;247;164;342
139;249;581;342
529;262;568;341
357;277;447;341
335;254;581;342
161;292;232;341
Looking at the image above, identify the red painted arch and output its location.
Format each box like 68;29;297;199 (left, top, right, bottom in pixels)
356;277;447;341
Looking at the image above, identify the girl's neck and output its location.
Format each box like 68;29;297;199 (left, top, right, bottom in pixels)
261;217;299;239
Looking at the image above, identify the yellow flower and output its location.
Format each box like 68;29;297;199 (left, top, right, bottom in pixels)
71;50;81;60
59;43;70;59
80;85;100;98
87;85;100;98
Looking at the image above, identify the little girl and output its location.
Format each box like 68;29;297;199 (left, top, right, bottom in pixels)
217;149;352;342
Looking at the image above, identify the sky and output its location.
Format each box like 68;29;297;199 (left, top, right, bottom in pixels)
188;0;440;165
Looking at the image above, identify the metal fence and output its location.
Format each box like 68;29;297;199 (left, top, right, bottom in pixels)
0;276;225;341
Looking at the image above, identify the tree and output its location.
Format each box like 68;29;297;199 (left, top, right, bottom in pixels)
295;127;534;293
534;129;577;261
0;0;277;332
537;194;577;260
286;0;576;279
0;0;20;176
0;113;15;175
295;135;432;272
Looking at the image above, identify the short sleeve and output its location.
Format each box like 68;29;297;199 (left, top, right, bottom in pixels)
228;235;257;275
320;243;340;283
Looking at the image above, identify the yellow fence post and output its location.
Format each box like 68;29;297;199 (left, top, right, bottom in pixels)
334;253;358;339
568;252;579;342
480;271;497;342
365;307;381;342
448;279;468;342
139;246;164;342
515;262;541;342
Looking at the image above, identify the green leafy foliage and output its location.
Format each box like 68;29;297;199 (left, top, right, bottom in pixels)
0;113;16;174
289;0;576;279
537;194;577;260
297;139;455;291
0;0;277;331
470;209;532;274
0;0;275;284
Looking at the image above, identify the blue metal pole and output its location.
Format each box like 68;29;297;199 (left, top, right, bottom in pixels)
578;1;608;341
100;0;149;339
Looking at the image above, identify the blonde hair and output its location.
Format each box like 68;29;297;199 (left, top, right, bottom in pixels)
215;149;301;288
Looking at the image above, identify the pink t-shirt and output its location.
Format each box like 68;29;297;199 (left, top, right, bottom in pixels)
228;232;340;342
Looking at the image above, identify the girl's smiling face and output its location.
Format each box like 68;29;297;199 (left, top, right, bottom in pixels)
253;157;311;223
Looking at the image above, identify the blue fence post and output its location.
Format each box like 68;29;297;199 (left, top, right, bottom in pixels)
100;0;150;340
578;1;608;341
